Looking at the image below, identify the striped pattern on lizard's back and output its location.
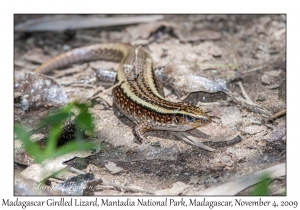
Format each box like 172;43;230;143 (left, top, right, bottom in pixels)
34;43;211;142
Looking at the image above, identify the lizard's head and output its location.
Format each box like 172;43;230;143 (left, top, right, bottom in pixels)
165;102;211;131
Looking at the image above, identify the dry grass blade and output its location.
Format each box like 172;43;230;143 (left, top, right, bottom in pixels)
170;131;215;152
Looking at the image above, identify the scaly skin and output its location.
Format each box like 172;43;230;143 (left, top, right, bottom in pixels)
34;43;211;142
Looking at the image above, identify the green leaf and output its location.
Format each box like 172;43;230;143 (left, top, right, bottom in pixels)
75;111;94;133
250;174;271;196
14;101;97;164
41;104;73;126
44;123;63;158
14;124;44;163
73;101;89;111
54;140;97;157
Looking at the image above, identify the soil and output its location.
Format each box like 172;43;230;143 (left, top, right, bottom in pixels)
14;14;286;195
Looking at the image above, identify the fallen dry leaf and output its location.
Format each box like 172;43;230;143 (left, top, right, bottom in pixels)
163;60;229;97
104;161;123;174
19;141;101;182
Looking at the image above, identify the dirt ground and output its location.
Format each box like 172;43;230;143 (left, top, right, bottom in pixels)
14;14;286;195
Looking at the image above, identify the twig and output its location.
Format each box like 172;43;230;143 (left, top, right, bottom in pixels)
170;131;215;152
250;120;262;125
69;84;96;89
268;109;286;122
238;81;253;103
15;15;164;32
69;167;86;175
264;123;275;130
197;59;238;70
225;88;272;117
243;64;268;73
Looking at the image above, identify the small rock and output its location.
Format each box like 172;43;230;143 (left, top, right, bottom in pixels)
261;75;272;85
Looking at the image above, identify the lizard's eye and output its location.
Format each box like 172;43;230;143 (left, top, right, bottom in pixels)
185;115;195;122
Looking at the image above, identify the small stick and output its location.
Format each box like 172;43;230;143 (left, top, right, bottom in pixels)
69;84;96;89
238;81;252;103
69;167;86;175
243;65;268;74
268;109;286;122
